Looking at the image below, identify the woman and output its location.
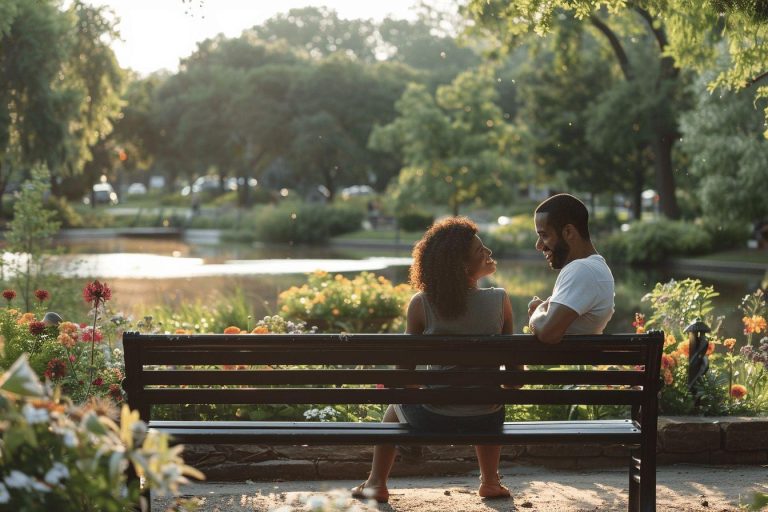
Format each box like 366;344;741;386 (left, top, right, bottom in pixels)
352;217;514;503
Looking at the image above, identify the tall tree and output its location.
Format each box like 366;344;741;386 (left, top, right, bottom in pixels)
467;0;768;218
0;0;122;206
371;66;519;216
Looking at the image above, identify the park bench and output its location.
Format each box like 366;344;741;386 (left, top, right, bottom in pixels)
123;331;663;512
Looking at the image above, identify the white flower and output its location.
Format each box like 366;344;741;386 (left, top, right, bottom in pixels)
30;480;50;493
306;495;329;510
5;470;32;489
44;462;69;486
0;483;9;504
22;403;49;424
63;430;79;448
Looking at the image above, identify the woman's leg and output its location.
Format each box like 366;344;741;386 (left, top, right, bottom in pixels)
475;444;510;498
353;404;399;502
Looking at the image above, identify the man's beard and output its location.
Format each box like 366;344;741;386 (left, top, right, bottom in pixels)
549;238;570;270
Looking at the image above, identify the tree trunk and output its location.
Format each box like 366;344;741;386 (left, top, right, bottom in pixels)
632;165;644;221
650;130;680;219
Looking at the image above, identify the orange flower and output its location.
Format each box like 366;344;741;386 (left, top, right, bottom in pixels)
59;321;79;336
661;354;676;370
663;369;674;385
174;328;190;334
57;333;76;349
743;315;767;334
676;340;690;357
332;308;340;317
223;326;241;334
664;334;676;348
17;312;35;325
251;326;269;334
724;338;737;351
706;342;715;356
730;384;747;400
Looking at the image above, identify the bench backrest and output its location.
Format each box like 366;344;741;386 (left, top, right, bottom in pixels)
123;332;663;425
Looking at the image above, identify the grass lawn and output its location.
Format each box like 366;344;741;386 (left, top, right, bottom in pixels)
690;248;768;264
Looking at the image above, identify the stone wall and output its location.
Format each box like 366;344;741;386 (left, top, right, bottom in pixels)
181;416;768;481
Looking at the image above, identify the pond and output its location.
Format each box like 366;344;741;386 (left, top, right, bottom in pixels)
35;236;768;336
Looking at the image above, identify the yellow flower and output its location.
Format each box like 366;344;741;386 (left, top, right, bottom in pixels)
664;334;676;348
724;338;737;351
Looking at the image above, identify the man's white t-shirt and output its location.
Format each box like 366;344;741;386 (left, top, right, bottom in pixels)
550;254;615;334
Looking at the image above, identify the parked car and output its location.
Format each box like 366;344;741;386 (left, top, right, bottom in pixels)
126;182;147;195
83;183;118;205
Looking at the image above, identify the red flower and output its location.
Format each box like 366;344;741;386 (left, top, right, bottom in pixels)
81;328;103;343
2;289;16;302
44;358;68;379
92;377;104;386
108;383;123;401
83;280;112;306
29;321;46;335
34;289;50;302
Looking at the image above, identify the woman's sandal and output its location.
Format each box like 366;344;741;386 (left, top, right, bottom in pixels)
478;473;511;499
351;482;390;503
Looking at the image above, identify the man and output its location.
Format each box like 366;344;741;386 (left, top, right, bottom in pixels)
527;194;614;344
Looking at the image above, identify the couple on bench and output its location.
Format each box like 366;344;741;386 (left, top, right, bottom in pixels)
352;193;616;503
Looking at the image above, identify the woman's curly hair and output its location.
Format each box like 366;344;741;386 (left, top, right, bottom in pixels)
409;216;478;319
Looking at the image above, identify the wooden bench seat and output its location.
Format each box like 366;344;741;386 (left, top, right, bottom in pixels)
123;331;663;512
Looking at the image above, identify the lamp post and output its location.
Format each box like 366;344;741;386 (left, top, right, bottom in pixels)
684;318;710;407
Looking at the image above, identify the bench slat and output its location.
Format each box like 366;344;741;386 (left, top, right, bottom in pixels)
140;369;648;386
151;419;638;430
149;420;641;446
142;387;645;406
139;351;647;366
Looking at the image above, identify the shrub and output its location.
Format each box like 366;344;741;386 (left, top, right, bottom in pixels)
224;203;364;245
0;282;125;404
637;280;768;416
396;209;434;232
600;220;712;265
44;197;83;228
483;214;538;256
0;355;201;510
278;271;412;332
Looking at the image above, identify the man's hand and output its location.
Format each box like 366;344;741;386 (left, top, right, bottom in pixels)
527;296;546;318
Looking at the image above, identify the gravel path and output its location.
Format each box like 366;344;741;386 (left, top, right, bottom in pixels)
153;464;768;511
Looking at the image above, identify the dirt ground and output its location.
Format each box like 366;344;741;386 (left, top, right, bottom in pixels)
153;464;768;511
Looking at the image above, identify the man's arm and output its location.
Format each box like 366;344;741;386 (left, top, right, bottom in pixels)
528;301;579;344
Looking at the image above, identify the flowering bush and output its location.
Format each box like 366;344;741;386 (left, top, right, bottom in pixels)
278;271;412;333
640;280;767;415
0;282;125;404
0;355;202;510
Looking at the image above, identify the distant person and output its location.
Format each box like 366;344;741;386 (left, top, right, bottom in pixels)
353;217;514;503
527;194;615;343
367;199;380;229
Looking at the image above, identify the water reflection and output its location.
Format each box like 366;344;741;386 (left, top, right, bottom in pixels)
29;237;765;336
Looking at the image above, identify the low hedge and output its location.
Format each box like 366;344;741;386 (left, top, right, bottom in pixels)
600;220;713;265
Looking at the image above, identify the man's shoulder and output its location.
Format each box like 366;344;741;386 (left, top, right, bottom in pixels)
560;255;612;281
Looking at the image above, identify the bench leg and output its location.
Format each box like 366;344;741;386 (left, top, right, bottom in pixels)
639;445;656;512
628;453;640;512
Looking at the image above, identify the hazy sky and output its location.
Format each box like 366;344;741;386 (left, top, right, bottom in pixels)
85;0;422;75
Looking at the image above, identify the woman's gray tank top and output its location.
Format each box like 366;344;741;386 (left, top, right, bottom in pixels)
420;287;506;416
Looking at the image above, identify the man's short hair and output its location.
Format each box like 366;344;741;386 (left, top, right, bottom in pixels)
535;193;590;240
